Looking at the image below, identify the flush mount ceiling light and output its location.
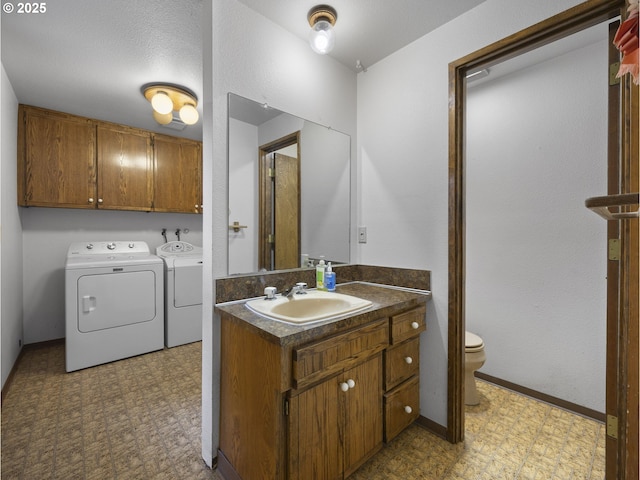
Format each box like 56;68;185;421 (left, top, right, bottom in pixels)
308;4;337;55
142;83;199;126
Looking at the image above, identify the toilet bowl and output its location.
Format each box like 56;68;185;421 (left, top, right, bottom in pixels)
465;331;486;405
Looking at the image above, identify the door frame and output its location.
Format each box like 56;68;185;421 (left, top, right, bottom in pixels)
258;132;301;270
447;0;637;476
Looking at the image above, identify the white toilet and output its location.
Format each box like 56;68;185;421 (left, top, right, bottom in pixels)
465;331;486;405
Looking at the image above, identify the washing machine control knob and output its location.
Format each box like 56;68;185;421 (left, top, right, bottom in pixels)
107;242;116;250
128;243;135;248
86;244;94;250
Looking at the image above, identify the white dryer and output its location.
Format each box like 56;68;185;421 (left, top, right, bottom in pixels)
65;241;164;372
156;241;203;348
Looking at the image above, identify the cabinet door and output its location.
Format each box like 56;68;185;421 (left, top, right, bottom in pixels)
291;378;343;480
153;134;202;213
19;105;96;208
343;354;383;477
97;125;153;211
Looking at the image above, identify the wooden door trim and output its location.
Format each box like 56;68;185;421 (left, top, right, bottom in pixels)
447;0;627;446
619;67;639;478
606;20;623;480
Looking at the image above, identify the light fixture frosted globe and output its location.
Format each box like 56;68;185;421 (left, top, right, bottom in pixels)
151;91;174;115
309;20;335;54
179;103;199;125
153;110;173;125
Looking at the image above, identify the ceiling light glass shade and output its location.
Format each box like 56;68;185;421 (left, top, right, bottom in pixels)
309;20;335;54
179;103;199;125
150;91;174;115
153;110;173;125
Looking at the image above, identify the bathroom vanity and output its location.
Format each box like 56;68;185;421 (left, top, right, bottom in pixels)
216;282;428;480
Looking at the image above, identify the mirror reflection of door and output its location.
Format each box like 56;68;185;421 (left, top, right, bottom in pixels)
259;132;301;270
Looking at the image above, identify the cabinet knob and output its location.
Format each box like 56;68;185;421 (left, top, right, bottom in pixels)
340;379;356;392
97;198;103;204
411;321;420;329
88;197;94;204
404;405;413;414
404;356;413;365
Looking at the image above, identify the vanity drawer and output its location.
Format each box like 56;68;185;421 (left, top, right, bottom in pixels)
384;375;419;443
384;337;420;390
292;318;389;390
389;305;426;344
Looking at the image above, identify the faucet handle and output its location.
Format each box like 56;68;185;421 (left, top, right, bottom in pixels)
264;286;277;299
296;282;308;293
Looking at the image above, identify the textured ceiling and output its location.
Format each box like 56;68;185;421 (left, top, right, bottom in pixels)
2;0;205;140
1;1;487;140
233;0;486;71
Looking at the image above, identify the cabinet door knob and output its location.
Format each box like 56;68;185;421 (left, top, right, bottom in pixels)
347;379;355;389
411;321;420;329
88;198;94;203
97;198;103;204
404;356;413;364
404;405;413;414
340;382;349;392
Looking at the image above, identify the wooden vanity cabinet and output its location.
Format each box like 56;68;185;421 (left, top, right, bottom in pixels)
288;318;388;479
153;134;202;213
218;304;427;480
383;305;426;442
18;105;97;208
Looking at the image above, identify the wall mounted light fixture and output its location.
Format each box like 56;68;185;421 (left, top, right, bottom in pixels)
308;4;337;55
142;83;199;125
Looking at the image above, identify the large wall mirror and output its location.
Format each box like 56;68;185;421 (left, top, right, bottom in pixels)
227;93;351;275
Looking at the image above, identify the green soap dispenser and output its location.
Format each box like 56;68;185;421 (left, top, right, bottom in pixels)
316;259;326;290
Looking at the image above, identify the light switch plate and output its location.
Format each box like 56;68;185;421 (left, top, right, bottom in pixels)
358;227;367;243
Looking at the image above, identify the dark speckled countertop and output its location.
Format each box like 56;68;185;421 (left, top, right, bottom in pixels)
215;282;431;347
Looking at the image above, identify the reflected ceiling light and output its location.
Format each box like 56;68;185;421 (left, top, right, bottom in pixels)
466;69;490;82
308;4;337;55
143;83;199;125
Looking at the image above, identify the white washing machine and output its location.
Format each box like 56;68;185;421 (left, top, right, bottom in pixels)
156;241;203;347
65;241;164;372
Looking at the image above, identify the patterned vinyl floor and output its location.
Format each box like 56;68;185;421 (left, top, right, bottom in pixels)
1;341;604;479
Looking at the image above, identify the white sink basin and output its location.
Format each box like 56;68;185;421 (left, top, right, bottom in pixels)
245;290;372;324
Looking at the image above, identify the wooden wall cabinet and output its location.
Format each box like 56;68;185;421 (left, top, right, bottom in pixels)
219;304;427;480
17;105;202;213
153;134;202;213
18;105;97;208
97;123;153;211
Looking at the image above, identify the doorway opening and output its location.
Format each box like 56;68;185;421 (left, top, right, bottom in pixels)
258;132;301;270
448;0;637;477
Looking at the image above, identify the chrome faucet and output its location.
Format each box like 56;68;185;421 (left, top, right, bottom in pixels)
283;282;308;298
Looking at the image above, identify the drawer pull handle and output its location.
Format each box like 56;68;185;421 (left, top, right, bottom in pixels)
404;405;413;414
411;321;420;329
404;356;413;364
